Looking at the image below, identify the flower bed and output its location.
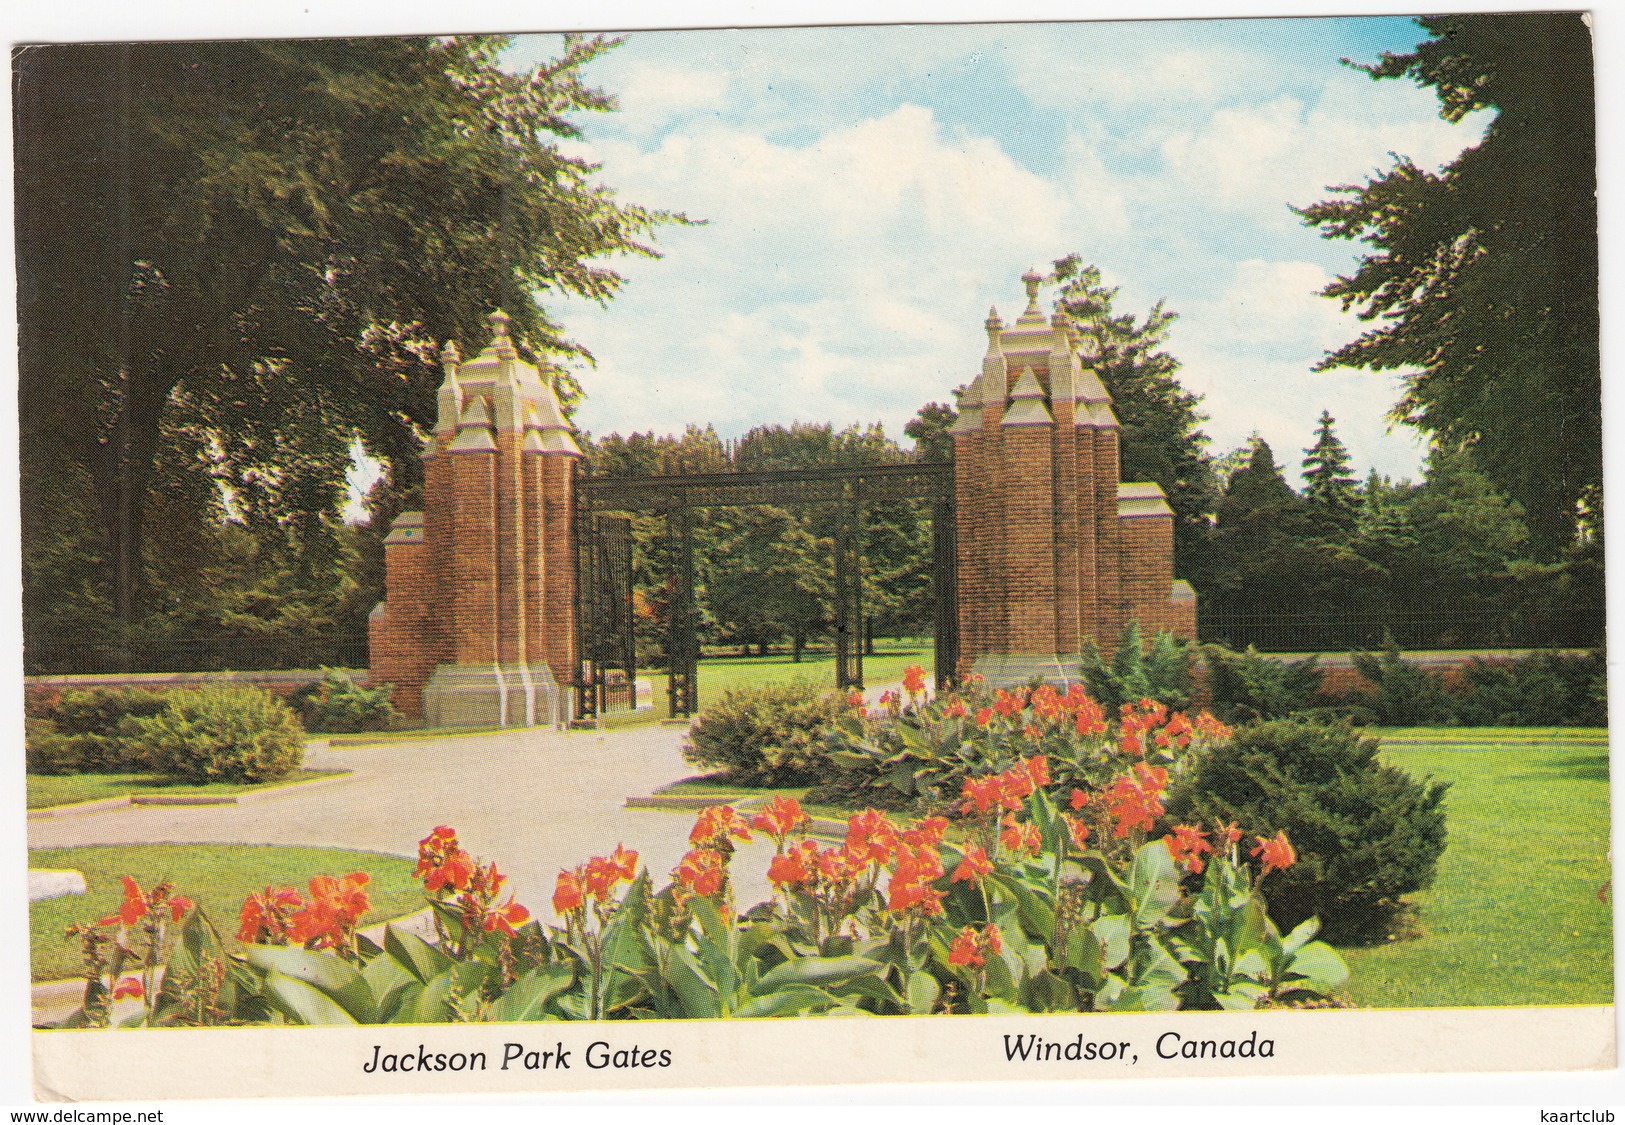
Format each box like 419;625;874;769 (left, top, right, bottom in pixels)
56;669;1347;1026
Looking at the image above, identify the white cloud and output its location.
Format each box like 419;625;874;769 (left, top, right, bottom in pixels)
610;60;730;135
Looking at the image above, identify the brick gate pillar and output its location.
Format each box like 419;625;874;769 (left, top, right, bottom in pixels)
371;311;579;727
948;273;1195;688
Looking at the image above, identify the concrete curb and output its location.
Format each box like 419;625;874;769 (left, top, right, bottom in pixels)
623;793;765;812
27;771;353;819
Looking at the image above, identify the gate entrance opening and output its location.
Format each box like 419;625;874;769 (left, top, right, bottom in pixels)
575;462;956;721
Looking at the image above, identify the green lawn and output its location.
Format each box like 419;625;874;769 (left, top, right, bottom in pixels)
26;769;344;810
1341;727;1611;1007
28;844;424;984
642;641;933;717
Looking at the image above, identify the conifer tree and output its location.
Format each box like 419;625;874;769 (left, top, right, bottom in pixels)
1301;410;1360;518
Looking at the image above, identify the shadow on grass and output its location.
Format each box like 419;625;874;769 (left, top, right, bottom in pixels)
1518;753;1612;783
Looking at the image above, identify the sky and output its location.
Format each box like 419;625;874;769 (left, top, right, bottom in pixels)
502;16;1493;487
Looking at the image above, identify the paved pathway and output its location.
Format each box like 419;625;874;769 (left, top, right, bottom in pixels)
29;677;914;925
27;720;809;922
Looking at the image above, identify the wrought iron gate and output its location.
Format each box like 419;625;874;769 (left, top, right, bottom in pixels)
576;512;637;721
576;461;956;720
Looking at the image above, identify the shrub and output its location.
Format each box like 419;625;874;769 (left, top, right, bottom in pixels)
1349;642;1454;725
1164;718;1448;943
288;669;399;733
1453;650;1606;727
682;682;848;786
1200;645;1325;722
1079;622;1193;711
24;688;169;774
134;686;306;784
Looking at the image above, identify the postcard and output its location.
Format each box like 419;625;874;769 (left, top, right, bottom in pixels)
7;0;1617;1110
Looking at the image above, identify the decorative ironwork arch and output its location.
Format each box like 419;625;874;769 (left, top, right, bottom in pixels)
574;461;956;719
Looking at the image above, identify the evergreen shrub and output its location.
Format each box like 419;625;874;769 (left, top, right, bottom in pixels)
682;681;847;786
135;686;306;784
1454;650;1606;727
1164;718;1448;943
289;669;400;733
1200;645;1325;721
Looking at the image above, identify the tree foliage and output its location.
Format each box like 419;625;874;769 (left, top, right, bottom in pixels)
1295;13;1598;557
1301;411;1359;521
16;35;682;646
1049;257;1219;577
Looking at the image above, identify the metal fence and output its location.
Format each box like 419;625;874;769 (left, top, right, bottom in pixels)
1196;607;1601;653
23;632;370;677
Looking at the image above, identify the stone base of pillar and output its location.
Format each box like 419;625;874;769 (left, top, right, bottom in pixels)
423;662;561;729
969;652;1087;692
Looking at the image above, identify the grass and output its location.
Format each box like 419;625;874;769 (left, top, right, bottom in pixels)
28;844;425;984
1337;728;1611;1007
641;641;933;718
26;769;345;810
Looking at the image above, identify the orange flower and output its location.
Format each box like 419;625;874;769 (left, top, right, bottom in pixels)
1061;813;1090;852
947;923;1002;968
1022;755;1050;788
950;845;993;883
1164;824;1212;874
1217;822;1242;849
900;817;949;853
675;848;725;896
99;876;149;928
111;976;144;1001
997;766;1034;810
1069;788;1090;811
552;869;584;914
993;688;1023;718
609;844;639;882
974;707;994;727
886;873;944;916
947;927;984;967
1000;816;1041;857
960;775;1002;816
844;809;898;867
481;898;530;937
846;689;865;709
690;805;752;846
903;664;926;695
750;796;809;840
767;851;811;889
1251;830;1296;874
237;886;303;944
942;697;967;719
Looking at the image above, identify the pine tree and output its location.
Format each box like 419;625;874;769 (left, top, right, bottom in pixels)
1301;410;1359;518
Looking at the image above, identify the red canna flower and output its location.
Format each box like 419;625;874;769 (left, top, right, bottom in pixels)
1164;824;1212;874
974;707;994;728
951;845;993;883
1023;755;1050;788
690;805;752;847
1251;830;1296;874
166;894;194;922
942;697;967;719
947;927;983;967
111;976;144;1001
552;869;584;915
1062;813;1090;852
903;815;949;847
481;898;530;937
903;664;926;696
675;848;725;897
844;809;898;867
1000;815;1042;857
846;689;865;709
1217;822;1243;849
99;876;149;927
767;851;810;889
609;844;639;883
751;796;809;841
886;872;944;916
1069;788;1090;811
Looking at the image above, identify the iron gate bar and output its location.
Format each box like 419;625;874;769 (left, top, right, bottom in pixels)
579;462;953;511
665;505;698;717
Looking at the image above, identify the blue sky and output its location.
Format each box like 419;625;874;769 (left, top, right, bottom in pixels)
503;16;1492;485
